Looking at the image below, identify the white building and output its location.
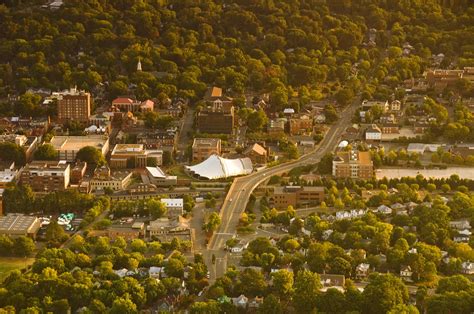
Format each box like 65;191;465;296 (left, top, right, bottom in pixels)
161;198;184;218
50;135;110;162
365;124;382;140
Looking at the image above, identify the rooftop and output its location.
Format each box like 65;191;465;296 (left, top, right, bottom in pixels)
0;214;39;233
50;135;108;151
192;138;221;148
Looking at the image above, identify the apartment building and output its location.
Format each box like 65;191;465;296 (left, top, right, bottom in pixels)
20;161;70;192
332;151;374;179
269;186;325;209
110;144;162;168
57;88;91;123
192;138;221;162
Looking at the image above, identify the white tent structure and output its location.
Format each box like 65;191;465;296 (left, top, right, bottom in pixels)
186;154;253;180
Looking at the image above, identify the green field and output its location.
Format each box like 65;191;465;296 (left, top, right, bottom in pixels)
0;257;34;282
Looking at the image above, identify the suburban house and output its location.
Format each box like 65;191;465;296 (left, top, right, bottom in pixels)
243;143;268;164
400;266;413;282
356;263;370;279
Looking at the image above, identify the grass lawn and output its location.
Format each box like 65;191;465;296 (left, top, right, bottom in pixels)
0;257;35;282
166;165;192;178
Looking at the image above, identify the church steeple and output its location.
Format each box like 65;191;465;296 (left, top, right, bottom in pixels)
137;58;142;71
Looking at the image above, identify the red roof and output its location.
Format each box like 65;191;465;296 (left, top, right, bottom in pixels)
112;97;135;104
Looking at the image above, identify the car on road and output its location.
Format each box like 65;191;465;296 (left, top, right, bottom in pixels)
229;198;232;202
206;271;210;279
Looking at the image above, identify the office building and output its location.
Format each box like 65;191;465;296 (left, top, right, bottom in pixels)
269;186;325;209
332;151;374;179
197;87;235;134
110;144;163;169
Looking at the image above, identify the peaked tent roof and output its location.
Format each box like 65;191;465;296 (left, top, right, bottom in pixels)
185;154;252;180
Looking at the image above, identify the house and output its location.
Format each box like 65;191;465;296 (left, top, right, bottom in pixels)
400;266;413;281
243;143;268;164
267;119;286;134
319;274;346;289
232;295;249;308
148;266;164;279
315;114;326;124
461;261;474;275
248;297;264;309
390;100;402;111
408;248;418;254
365;124;382;141
377;205;393;215
450;220;472;230
356;263;370;279
147;217;192;242
360;100;389;122
459;229;472;236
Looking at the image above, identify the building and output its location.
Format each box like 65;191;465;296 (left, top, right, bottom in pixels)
147;217;192;241
0;134;38;162
356;263;370;279
197;87;235;134
449;220;471;230
269;186;325;209
70;162;87;184
461;261;474;275
0;213;41;238
110;144;162;169
186;155;253;180
50;135;110;162
192;138;222;162
161;198;184;218
319;274;346;290
111;97;153;113
146;166;177;186
20;161;70;192
57;88;91;123
267;119;286;134
137;130;178;151
289;115;313;135
0;162;18;189
360;100;389;122
90;220;145;241
400;266;413;281
390;100;402;111
365;124;382;140
243;143;268;164
380;123;400;134
425;69;466;91
89;166;132;191
332;151;374;179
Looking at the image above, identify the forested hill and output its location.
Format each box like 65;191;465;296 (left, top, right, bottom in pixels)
0;0;473;104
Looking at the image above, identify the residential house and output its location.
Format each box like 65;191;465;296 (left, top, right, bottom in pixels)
319;274;346;290
232;295;249;308
248;297;264;309
450;220;472;230
267;119;285;134
390;100;402;112
356;263;370;279
147;217;192;242
360;100;389;122
400;266;413;282
289;114;313;135
461;261;474;275
377;205;393;215
243;143;268;164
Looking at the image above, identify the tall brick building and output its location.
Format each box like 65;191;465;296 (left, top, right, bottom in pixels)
57;88;91;123
20;161;70;192
197;87;235;134
332;150;373;179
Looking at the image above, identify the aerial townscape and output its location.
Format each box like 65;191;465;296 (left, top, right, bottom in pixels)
0;0;473;313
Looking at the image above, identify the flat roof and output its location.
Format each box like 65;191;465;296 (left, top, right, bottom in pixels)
0;214;39;233
193;138;220;148
358;151;372;165
161;198;184;207
50;135;108;151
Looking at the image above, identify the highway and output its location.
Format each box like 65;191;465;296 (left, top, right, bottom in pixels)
205;99;359;280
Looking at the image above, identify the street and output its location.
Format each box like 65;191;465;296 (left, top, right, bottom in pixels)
204;99;359;282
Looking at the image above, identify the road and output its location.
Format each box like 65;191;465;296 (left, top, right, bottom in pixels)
205;99;359;281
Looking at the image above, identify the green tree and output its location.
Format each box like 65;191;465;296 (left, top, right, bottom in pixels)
362;273;409;313
271;269;294;298
147;199;167;219
203;212;221;233
45;221;69;245
13;236;35;257
110;295;138;314
33;144;58;161
76;146;105;166
293;269;321;313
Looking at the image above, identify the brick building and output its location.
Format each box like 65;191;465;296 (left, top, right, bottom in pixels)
20;161;70;192
269;186;325;209
197;87;235;134
192;138;221;162
57;88;91;123
110;144;162;168
332;151;373;179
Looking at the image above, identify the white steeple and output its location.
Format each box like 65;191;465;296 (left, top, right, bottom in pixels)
137;58;142;71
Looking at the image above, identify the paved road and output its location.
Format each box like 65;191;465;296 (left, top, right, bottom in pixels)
205;99;359;281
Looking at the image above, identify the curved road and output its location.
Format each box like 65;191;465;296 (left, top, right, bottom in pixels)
205;99;359;280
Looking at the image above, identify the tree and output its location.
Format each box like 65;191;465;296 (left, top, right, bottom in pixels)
317;288;347;314
190;301;220;313
248;109;268;132
147;199;167;219
110;295;138;314
318;153;334;175
0;142;26;166
76;146;105;166
293;269;321;313
13;236;35;257
130;239;147;253
45;221;69;245
324;104;339;123
335;88;354;106
258;294;283;314
203;212;221;233
271;269;294;298
362;273;409;313
34;144;58;161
